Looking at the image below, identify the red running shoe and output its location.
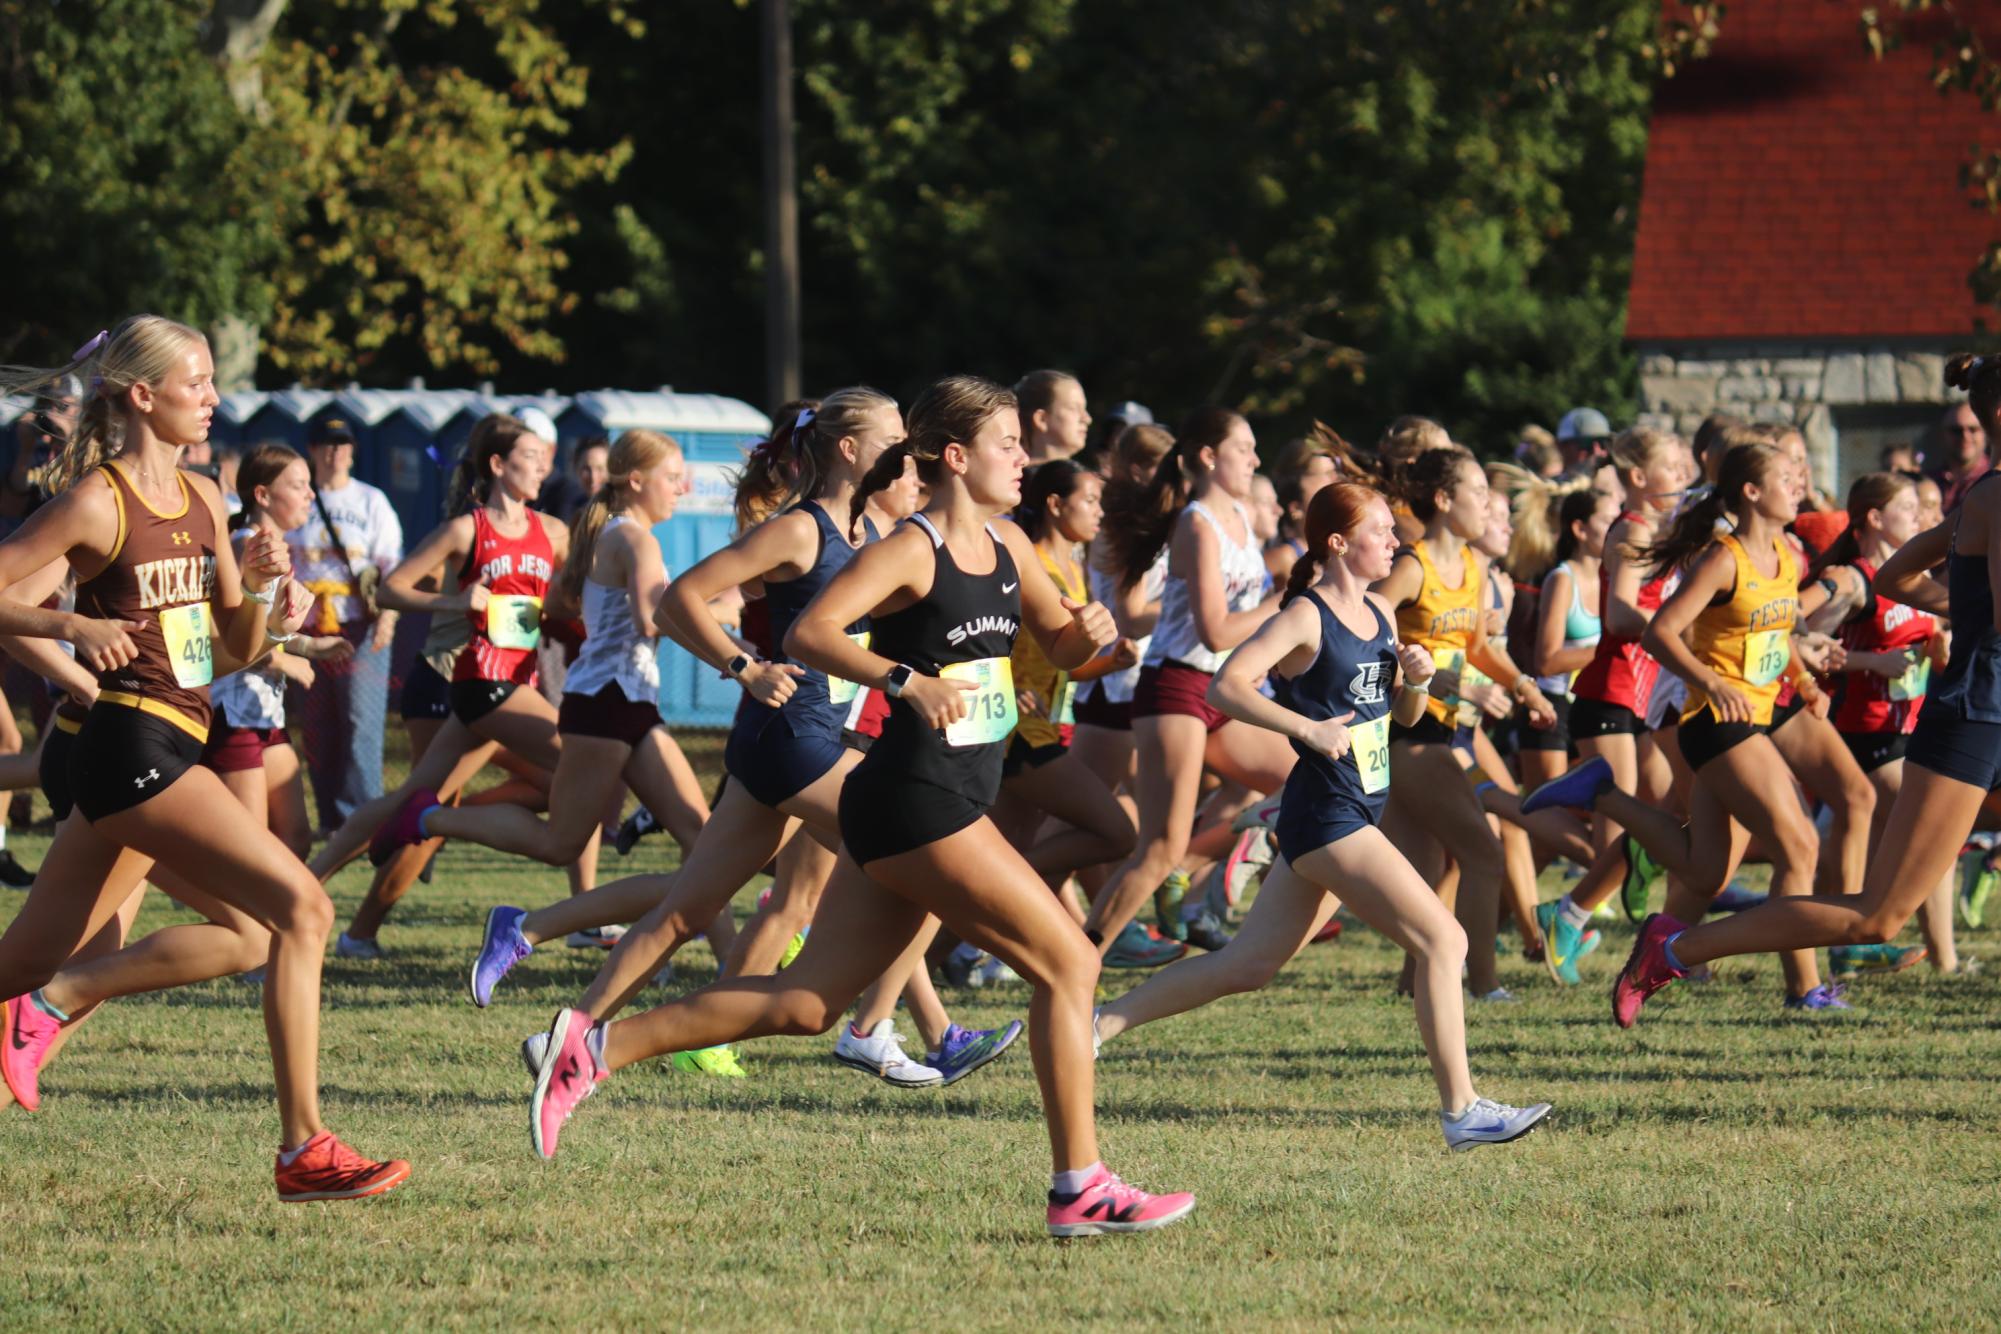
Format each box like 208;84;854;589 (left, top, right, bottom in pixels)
1611;912;1689;1029
275;1131;411;1202
2;993;63;1112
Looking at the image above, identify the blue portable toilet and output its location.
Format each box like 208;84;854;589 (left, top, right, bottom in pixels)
329;389;422;493
210;391;270;452
239;388;334;451
378;390;480;536
564;390;771;726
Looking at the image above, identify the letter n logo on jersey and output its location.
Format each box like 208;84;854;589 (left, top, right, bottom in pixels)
1349;662;1389;707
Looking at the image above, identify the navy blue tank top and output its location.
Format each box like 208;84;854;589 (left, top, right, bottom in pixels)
1273;593;1399;818
1930;478;2001;723
739;500;879;737
857;514;1021;804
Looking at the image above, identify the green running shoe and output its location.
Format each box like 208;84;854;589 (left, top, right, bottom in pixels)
777;929;807;970
1829;943;1926;980
670;1044;746;1078
1153;870;1191;942
1961;855;1996;929
1620;835;1663;922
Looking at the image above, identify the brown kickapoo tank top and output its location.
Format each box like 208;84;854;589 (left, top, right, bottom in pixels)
75;462;219;738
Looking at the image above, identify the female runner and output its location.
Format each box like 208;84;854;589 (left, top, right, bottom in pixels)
528;375;1193;1237
1078;409;1293;952
1373;446;1554;1000
1093;482;1551;1150
483;389;1018;1087
0;316;405;1199
1526;442;1839;1010
1612;353;2001;1023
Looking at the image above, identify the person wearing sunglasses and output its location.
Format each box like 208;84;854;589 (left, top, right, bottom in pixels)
1928;401;1990;514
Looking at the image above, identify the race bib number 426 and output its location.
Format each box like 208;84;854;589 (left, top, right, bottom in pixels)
939;657;1018;747
160;602;213;689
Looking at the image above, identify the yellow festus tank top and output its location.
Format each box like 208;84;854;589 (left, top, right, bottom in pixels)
1682;533;1799;727
1394;540;1486;724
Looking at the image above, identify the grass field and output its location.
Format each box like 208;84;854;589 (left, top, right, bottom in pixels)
0;733;1998;1329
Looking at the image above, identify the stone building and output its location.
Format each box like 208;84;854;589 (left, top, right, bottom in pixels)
1626;0;2000;489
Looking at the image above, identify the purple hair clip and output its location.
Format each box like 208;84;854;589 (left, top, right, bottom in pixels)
72;330;108;363
794;406;817;434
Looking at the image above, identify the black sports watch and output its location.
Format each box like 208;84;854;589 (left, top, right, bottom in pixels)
726;653;753;679
884;663;915;699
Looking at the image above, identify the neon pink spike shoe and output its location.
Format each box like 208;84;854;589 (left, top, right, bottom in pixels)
2;993;62;1112
1611;913;1690;1029
369;787;441;866
1047;1165;1195;1238
530;1008;608;1160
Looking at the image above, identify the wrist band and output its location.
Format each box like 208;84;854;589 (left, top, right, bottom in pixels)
244;580;277;607
265;628;296;646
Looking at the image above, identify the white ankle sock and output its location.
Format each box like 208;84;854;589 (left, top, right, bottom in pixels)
1051;1162;1101;1195
1558;895;1592;928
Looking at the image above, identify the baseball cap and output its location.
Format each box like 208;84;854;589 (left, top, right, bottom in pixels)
308;417;357;447
1556;408;1612;442
516;406;558;442
1106;400;1155;426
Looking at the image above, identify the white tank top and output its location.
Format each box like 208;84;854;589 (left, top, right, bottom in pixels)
1143;497;1267;675
1084;548;1167;705
563;516;662;703
214;526;289;729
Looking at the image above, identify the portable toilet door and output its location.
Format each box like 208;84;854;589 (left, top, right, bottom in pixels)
566;390;771;726
378;391;478;538
239;388;334;451
330;389;420;494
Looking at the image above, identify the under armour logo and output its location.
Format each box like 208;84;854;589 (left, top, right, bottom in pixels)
133;769;160;789
171;532;191;546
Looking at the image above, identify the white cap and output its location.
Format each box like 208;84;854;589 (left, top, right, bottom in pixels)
515;406;558;442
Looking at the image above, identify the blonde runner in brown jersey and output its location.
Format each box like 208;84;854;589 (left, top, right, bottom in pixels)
75;461;219;738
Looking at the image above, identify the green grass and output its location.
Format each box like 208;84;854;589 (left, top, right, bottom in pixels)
0;738;1998;1329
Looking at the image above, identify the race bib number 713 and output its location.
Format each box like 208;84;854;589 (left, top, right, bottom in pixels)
939;657;1018;747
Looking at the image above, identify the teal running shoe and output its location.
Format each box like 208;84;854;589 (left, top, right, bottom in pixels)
1534;900;1585;986
1829;943;1926;980
1104;920;1186;969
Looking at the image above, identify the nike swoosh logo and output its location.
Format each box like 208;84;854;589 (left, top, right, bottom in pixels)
1459;1119;1506;1135
1002;582;1018;593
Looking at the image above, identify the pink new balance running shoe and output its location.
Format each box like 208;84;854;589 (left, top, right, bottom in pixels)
1611;913;1689;1029
530;1008;607;1159
1047;1165;1195;1238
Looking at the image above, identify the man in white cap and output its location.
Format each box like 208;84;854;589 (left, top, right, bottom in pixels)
287;415;404;837
1555;407;1613;480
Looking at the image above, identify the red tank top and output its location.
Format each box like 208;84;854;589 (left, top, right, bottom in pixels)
454;506;555;686
75;463;219;738
1835;557;1935;735
1571;512;1669;714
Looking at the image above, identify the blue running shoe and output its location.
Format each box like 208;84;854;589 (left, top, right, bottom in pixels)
1440;1096;1552;1152
1783;983;1852;1013
1711;881;1767;913
1535;900;1585;986
929;1020;1024;1086
1519;756;1613;816
470;905;532;1008
1104;920;1186;969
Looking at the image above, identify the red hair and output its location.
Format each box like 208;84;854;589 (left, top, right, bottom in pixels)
1283;481;1385;603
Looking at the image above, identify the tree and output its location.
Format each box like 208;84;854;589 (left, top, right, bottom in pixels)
0;0;289;363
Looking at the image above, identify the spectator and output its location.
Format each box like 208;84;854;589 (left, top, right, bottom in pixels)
536;432;610;524
1515;424;1563;478
1014;369;1091;464
0;376;79;527
286;416;404;834
1879;442;1922;477
1554;407;1612;479
215;444;243;511
1928;400;1990;513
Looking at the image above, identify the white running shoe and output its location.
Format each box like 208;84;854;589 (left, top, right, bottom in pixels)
1091;1009;1104;1060
1230;795;1282;833
521;1030;549;1077
1441;1096;1551;1152
566;925;626;950
1469;986;1520;1003
832;1019;943;1088
974;955;1019;987
335;932;386;961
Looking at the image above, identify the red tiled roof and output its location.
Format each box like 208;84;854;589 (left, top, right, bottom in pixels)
1627;1;2001;342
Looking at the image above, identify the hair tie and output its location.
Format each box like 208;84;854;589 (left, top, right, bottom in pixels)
71;330;108;363
794;407;817;434
88;375;104;397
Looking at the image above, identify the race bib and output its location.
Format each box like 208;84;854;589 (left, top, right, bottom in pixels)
939;656;1018;747
827;631;871;707
487;594;543;650
1743;628;1790;688
1351;714;1391;795
1457;663;1491;728
1889;653;1931;702
1050;673;1076;726
160;602;213;689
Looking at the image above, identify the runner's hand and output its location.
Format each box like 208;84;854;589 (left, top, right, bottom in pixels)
904;673;977;730
1395;641;1434;689
1299;710;1354;762
1061;596;1118;653
1704;676;1755;723
239;530;290;593
742;659;805;708
68;615;144;672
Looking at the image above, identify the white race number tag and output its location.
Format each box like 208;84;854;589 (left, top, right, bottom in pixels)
939;657;1018;747
160;603;213;688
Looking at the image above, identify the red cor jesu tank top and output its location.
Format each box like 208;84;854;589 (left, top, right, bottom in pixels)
1836;557;1936;735
454;506;555;686
75;462;220;738
1571;512;1670;715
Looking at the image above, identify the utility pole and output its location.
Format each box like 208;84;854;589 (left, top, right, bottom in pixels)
761;0;802;409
